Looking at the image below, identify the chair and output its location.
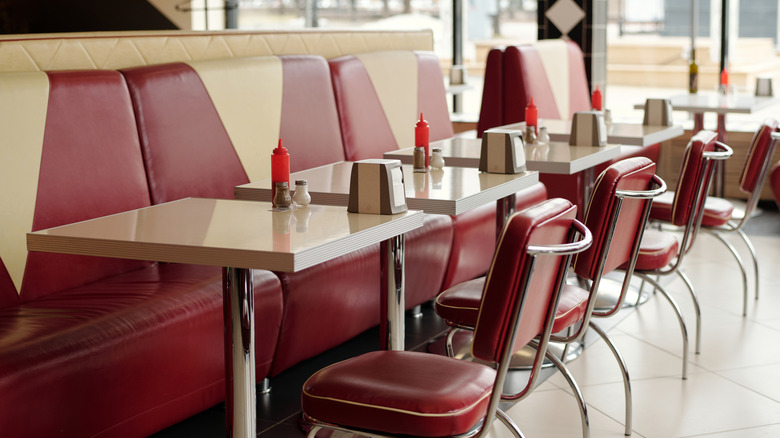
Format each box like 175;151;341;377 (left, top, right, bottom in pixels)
648;120;778;316
631;130;733;375
437;157;667;436
301;199;592;438
772;157;780;209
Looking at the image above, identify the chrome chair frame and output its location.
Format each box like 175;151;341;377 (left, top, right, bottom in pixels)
639;140;734;374
700;129;780;316
304;212;593;438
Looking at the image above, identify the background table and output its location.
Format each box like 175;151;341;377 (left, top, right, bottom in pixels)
235;161;539;235
27;198;423;438
499;119;684;146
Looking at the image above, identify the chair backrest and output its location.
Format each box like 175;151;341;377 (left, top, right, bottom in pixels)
671;130;733;252
471;198;586;365
737;119;779;222
772;160;780;209
575;157;661;281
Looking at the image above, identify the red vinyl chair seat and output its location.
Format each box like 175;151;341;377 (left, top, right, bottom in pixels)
649;191;734;227
435;280;589;336
631;229;680;271
302;350;496;437
771;161;780;208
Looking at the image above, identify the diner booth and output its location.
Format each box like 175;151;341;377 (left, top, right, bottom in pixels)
2;2;780;437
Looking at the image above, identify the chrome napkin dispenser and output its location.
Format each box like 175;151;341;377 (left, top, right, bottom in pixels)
347;159;407;214
756;77;773;97
479;128;527;174
642;98;674;126
569;111;607;147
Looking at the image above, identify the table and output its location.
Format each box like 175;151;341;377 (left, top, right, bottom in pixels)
235;161;539;237
384;137;623;175
634;91;777;195
27;198;423;438
499;119;684;146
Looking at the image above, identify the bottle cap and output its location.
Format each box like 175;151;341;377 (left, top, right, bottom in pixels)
273;138;288;154
295;179;307;186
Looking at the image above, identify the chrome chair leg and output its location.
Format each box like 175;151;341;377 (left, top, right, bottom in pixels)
306;425;321;438
709;229;749;316
737;228;760;302
589;322;632;436
445;328;458;358
543;348;590;438
496;409;526;438
676;269;701;354
635;273;689;379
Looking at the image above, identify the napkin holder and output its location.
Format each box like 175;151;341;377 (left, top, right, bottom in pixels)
479;128;527;174
756;77;773;97
347;159;407;214
569;111;607;147
642;98;673;126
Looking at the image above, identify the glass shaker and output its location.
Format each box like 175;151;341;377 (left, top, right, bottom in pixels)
293;179;311;206
430;147;445;169
272;181;292;209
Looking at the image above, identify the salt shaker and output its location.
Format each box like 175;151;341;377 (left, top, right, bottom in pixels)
430;147;445;169
537;126;550;146
413;146;426;172
272;181;292;209
293;179;311;206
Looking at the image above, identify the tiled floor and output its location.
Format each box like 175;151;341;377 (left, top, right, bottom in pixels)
155;202;780;438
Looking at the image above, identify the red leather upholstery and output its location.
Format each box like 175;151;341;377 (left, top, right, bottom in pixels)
476;47;504;136
280;55;346;171
575;158;658;280
632;229;679;270
651;121;776;227
772;161;780;208
329;51;454;161
0;70;285;437
668;131;719;228
122;63;250;203
476;40;661;214
303;198;578;437
303;350;496;436
441;183;548;290
22;71;153;302
739;120;778;193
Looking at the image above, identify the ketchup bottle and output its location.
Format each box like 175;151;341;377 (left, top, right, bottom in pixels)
271;139;290;206
415;113;430;168
525;98;538;135
592;86;603;111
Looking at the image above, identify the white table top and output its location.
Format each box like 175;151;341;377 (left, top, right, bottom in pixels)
235;162;539;216
633;92;778;115
498;120;683;146
27;198;424;272
384;138;622;175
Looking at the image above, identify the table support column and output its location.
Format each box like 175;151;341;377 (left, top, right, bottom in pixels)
693;112;704;133
496;193;516;238
223;267;256;438
380;235;405;351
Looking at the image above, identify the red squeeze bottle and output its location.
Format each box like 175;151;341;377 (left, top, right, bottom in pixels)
592;86;602;111
721;68;729;86
415;113;430;168
271;139;290;204
525;98;538;135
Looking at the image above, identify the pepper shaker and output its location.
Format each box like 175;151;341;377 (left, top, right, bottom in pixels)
272;181;292;209
413;146;426;172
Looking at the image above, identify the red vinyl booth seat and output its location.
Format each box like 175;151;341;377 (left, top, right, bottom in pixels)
476;41;661;212
121;55;453;376
0;70;285;437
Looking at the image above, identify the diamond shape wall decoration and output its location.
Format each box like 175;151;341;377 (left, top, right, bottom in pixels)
546;0;586;37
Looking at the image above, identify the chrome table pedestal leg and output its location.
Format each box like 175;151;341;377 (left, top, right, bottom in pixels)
223;267;256;438
381;235;405;351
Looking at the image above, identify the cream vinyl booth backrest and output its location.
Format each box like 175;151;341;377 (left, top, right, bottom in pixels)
0;29;433;72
